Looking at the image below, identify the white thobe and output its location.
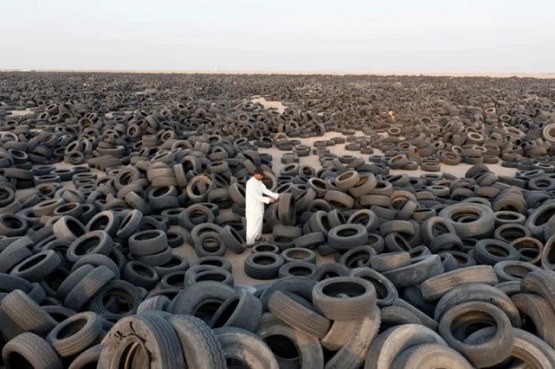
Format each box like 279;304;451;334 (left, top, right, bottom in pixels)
245;177;279;245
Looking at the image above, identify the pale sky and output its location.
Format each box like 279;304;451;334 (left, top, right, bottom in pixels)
1;0;553;73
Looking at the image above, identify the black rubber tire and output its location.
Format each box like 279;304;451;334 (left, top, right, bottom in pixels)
365;324;446;369
278;261;317;279
220;225;246;254
473;239;519;265
382;255;444;288
244;252;284;280
0;236;33;273
10;249;61;281
88;280;140;316
1;289;57;336
326;305;381;369
64;266;116;311
57;264;95;300
128;230;168;256
420;265;498;301
2;332;63;369
438;203;495;238
257;312;324;369
268;290;330;338
122;260;160;289
137;295;172;314
390;343;473;369
350;267;398;307
328;224;368;250
66;230;113;263
46;311;103;357
438;301;514;368
71;253;121;279
98;313;185;369
214;327;279;369
167;314;227;369
209;289;262;332
68;344;102;369
313;276;377;320
434;283;521;327
169;281;236;322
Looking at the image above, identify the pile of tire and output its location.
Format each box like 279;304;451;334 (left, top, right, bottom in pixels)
0;72;554;368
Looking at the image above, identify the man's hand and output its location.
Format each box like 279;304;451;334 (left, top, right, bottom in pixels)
269;197;277;204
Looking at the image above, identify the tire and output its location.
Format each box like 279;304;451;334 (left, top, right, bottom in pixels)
64;266;116;311
364;324;446;369
391;298;439;332
438;301;514;368
419;265;498;301
169;281;235;321
278;261;317;279
1;290;57;336
258;312;323;369
259;276;316;310
438;203;495;238
281;248;317;264
88;280;140;316
474;239;519;265
57;264;95;300
244;252;284;280
521;270;555;313
380;305;422;329
122;260;159;289
214;327;279;369
0;236;33;273
268;290;330;338
71;253;121;279
46;311;103;357
370;252;411;272
52;215;85;242
68;344;102;369
209;290;262;332
325;306;381;369
327;224;368;250
294;232;325;249
137;296;172;314
391;343;473;369
10;249;61;281
98;313;185;369
313;263;350;281
339;246;376;268
86;210;120;237
494;260;540;282
2;332;63;369
382;255;444;288
194;232;226;257
220;225;246;254
512;293;555;348
434;283;521;327
167;314;227;369
128;230;168;256
115;209;143;239
66;230;113;263
312;276;377;320
350;267;398;307
511;328;555;369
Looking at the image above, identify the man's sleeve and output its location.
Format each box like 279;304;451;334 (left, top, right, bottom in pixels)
247;182;271;204
262;187;279;199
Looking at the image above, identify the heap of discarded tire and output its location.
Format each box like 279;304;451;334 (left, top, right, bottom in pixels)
0;72;554;368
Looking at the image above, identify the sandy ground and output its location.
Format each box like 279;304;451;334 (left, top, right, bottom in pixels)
8;98;517;285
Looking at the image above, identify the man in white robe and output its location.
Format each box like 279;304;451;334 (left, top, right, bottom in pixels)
245;169;279;246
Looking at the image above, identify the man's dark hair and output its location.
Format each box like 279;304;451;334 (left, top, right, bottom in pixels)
253;168;264;175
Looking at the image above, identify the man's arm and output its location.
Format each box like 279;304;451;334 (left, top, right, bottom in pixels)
246;183;271;204
262;187;280;199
